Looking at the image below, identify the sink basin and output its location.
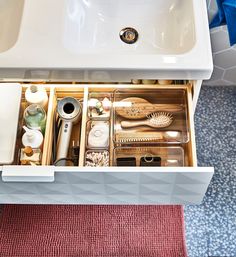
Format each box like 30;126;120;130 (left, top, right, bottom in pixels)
0;0;24;53
0;0;213;81
64;0;195;55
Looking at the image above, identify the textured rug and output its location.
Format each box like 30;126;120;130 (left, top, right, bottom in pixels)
0;205;187;257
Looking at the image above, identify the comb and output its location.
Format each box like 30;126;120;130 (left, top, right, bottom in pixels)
116;132;163;143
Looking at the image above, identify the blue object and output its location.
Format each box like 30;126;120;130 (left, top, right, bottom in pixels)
210;0;236;46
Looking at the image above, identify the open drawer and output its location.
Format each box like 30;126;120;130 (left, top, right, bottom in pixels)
0;83;214;204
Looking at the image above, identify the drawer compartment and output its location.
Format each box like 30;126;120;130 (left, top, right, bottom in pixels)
0;83;214;204
113;89;189;145
113;147;184;167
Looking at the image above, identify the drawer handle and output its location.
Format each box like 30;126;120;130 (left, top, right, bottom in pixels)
1;166;55;182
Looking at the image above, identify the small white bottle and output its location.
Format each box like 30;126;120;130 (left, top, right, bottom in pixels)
22;126;44;149
25;85;48;108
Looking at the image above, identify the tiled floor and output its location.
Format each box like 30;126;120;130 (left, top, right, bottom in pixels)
185;86;236;257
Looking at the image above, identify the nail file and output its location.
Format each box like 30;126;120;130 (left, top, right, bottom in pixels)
0;83;22;164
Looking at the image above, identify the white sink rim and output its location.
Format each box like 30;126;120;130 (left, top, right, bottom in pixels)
0;0;213;80
0;0;25;53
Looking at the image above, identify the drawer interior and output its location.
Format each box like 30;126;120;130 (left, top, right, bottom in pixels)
112;89;189;145
10;83;197;168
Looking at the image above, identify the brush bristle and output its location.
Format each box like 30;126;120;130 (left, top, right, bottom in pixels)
148;112;173;127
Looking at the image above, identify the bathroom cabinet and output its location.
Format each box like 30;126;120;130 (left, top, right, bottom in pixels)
0;0;214;204
0;81;214;204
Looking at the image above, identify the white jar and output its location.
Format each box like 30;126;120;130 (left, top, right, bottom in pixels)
88;122;109;148
22;126;44;149
25;85;48;108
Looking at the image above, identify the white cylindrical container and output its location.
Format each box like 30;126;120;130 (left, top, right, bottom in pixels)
22;126;44;149
25;85;48;108
88;122;109;148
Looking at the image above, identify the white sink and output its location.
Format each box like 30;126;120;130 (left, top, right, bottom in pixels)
64;0;195;55
0;0;213;81
0;0;24;53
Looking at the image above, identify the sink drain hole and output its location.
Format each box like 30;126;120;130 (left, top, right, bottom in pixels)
120;27;138;44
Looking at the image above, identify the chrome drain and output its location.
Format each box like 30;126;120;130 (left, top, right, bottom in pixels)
120;27;138;44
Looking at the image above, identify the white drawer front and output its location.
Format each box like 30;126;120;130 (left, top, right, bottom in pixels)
0;167;213;204
0;83;214;204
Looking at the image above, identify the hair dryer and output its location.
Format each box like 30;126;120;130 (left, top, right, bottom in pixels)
56;97;82;162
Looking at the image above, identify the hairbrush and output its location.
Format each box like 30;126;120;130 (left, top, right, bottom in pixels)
120;112;173;129
115;97;182;119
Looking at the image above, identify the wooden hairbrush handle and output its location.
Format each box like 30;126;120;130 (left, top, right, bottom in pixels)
121;120;149;128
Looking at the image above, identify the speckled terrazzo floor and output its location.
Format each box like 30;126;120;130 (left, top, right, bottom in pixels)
185;86;236;257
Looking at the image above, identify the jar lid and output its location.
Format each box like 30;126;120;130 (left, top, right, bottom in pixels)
23;146;33;157
27;104;39;115
30;85;38;93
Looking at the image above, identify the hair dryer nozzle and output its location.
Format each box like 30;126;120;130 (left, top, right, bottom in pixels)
57;97;82;124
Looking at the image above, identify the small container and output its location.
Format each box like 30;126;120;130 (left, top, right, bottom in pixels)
131;79;142;84
113;147;184;167
85;150;109;167
24;104;47;134
141;80;156;84
113;89;189;145
22;126;44;149
25;85;48;108
140;156;161;167
157;80;173;85
20;146;42;165
87;121;110;149
116;157;136;167
88;93;112;120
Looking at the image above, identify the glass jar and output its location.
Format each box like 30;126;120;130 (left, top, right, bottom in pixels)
24;104;46;134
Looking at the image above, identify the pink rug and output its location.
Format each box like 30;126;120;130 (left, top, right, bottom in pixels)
0;205;188;257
